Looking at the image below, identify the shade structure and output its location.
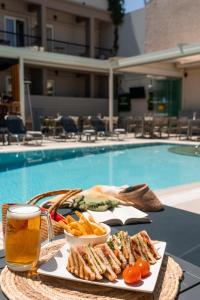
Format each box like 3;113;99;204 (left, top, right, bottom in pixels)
2;43;200;128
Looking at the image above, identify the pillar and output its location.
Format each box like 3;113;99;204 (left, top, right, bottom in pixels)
89;17;95;58
19;57;25;122
109;68;114;132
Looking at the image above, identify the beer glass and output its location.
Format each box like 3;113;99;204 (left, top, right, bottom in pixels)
5;204;53;271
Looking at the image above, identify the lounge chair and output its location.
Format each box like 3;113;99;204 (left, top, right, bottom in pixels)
59;116;80;140
5;115;43;145
90;116;106;138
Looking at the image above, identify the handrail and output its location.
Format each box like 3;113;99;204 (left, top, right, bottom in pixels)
0;30;41;40
47;38;89;49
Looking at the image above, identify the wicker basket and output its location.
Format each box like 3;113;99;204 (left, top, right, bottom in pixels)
2;188;82;242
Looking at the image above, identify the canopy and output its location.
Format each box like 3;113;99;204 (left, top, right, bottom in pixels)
2;43;200;129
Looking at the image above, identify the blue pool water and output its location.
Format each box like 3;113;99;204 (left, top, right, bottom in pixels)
0;143;200;204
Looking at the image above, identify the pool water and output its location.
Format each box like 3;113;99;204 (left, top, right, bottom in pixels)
0;143;200;204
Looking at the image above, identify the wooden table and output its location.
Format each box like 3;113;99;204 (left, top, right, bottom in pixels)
0;206;200;299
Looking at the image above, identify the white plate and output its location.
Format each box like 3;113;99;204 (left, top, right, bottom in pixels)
38;241;166;294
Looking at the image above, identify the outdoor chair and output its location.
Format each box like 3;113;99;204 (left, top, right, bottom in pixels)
126;116;135;133
142;116;154;138
177;117;189;140
102;116;119;132
168;117;178;137
59;116;80;141
5;115;43;145
188;119;200;140
90;116;106;139
153;117;168;138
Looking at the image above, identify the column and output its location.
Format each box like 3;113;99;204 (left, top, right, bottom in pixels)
89;17;95;58
90;74;95;98
37;4;47;49
109;68;114;132
19;57;25;122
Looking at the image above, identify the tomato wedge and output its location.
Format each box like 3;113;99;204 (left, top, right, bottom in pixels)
122;264;141;284
135;258;150;278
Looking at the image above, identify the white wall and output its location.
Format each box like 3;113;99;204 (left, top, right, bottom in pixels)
118;8;145;57
30;95;117;117
183;68;200;111
119;73;148;117
69;0;108;11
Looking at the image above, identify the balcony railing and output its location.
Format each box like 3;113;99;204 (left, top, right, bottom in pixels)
0;30;41;47
0;30;113;59
47;38;89;57
95;46;113;59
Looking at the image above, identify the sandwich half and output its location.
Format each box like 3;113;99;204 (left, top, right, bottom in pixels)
116;231;135;265
107;235;127;269
95;243;121;275
67;247;96;280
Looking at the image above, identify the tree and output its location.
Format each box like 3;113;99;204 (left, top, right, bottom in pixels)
108;0;125;56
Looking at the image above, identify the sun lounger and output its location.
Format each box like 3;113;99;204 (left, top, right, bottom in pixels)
5;115;43;145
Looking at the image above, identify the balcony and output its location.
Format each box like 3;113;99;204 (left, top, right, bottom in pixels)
0;30;41;48
47;38;89;57
0;30;113;59
95;46;113;59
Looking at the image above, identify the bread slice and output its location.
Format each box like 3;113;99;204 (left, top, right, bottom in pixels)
107;235;127;269
140;231;161;260
137;233;156;264
78;245;103;280
67;248;96;281
95;244;121;274
117;231;135;264
94;247;117;282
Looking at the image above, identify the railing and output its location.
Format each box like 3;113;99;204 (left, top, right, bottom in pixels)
95;46;113;59
0;30;41;48
47;38;89;57
0;30;113;59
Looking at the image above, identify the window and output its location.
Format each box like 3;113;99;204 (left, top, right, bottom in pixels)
5;17;25;47
47;80;55;96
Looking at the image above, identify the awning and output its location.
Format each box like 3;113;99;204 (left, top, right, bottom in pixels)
0;45;110;73
112;43;200;77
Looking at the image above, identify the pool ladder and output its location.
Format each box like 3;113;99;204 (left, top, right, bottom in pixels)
194;144;200;155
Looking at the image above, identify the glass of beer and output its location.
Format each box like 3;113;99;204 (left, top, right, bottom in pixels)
5;204;53;272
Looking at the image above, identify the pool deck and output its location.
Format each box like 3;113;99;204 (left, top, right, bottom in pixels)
0;135;199;248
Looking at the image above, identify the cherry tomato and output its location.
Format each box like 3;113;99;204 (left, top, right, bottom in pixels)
135;258;150;278
122;265;141;284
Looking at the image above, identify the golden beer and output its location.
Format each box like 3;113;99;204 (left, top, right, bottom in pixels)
5;205;41;271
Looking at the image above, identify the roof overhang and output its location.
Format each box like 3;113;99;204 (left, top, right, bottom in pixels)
2;43;200;78
112;43;200;78
0;46;110;73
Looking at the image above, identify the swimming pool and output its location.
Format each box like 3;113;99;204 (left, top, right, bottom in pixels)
0;143;200;204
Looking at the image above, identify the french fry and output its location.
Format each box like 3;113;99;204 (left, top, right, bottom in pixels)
75;211;93;234
88;213;96;223
58;220;69;231
69;221;88;235
70;229;82;236
65;215;76;224
90;222;106;235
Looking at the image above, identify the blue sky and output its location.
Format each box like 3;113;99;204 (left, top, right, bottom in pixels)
125;0;144;12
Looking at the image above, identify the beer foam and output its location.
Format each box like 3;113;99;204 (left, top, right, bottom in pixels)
7;205;41;219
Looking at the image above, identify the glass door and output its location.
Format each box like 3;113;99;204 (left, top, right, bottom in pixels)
151;79;182;116
16;20;25;46
5;17;25;47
